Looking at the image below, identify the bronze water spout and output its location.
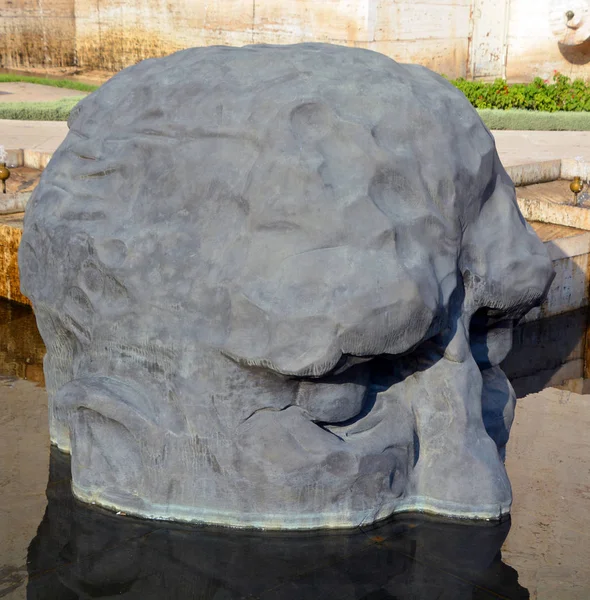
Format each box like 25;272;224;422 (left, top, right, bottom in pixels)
571;176;584;204
0;162;10;194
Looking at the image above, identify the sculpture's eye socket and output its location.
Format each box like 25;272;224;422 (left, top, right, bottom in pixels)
295;361;371;424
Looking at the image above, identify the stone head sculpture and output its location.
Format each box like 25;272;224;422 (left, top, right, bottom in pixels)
19;43;554;529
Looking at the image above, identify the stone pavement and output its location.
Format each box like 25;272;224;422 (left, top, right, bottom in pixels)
0;120;69;154
2;118;590;167
493;130;590;167
0;82;88;103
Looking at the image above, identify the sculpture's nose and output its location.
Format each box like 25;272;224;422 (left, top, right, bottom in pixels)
397;310;513;519
295;362;371;423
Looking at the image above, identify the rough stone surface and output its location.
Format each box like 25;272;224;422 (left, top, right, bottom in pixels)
19;43;554;529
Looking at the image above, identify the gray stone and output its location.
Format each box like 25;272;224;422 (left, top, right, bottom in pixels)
19;43;554;529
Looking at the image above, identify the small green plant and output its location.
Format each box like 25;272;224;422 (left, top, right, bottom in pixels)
450;72;590;112
0;74;99;93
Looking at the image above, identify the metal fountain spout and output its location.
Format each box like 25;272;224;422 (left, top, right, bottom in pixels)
0;146;9;194
571;176;584;204
0;162;10;194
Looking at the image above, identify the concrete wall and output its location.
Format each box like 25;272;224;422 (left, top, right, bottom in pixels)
0;0;589;80
362;0;471;76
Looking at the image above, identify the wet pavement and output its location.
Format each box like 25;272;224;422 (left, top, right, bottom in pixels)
1;299;590;599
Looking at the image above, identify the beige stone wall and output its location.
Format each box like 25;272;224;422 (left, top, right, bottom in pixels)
0;0;588;81
363;0;472;76
74;0;184;70
0;0;75;68
72;0;471;75
1;0;472;76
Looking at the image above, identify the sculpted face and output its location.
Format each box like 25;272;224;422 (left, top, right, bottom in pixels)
19;43;554;529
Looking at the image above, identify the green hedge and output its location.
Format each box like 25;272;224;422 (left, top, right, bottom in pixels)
451;73;590;112
0;74;99;92
0;97;85;121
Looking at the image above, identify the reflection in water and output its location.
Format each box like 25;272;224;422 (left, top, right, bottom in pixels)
0;298;45;385
27;448;529;600
501;307;588;397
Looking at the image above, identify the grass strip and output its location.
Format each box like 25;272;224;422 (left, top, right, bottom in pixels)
477;108;590;131
0;74;99;92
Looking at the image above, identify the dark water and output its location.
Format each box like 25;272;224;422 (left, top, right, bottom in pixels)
4;298;583;599
26;446;527;600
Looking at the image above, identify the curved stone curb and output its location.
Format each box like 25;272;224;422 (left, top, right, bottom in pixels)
0;191;31;215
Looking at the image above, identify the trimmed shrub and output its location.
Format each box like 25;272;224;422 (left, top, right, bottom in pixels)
451;72;590;112
0;97;85;121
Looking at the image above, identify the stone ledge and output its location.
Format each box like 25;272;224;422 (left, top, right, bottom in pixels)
518;198;590;231
506;158;590;188
506;160;561;187
4;148;53;170
0;191;32;215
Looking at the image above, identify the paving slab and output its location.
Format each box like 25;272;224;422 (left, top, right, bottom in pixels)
504;387;590;599
0;82;88;103
0;120;69;153
493;130;590;167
